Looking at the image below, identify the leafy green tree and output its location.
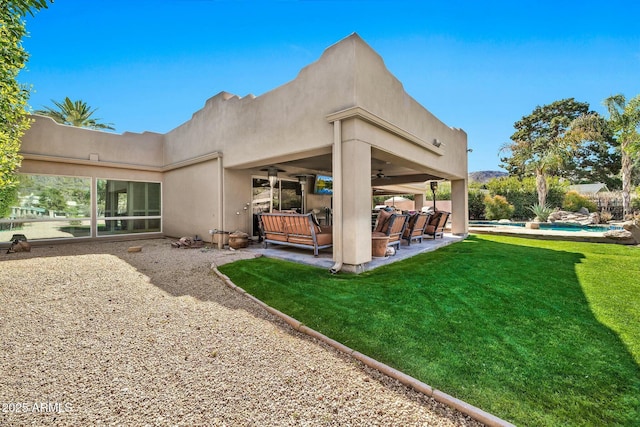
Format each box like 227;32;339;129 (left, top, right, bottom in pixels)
564;137;620;188
36;97;115;130
500;98;590;207
0;0;51;216
569;94;640;217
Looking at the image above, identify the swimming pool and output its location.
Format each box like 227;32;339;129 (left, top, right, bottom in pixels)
469;221;622;233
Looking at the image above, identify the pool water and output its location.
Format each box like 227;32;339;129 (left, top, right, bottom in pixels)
469;221;622;233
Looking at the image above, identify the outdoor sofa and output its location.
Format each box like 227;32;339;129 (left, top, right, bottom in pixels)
258;212;332;257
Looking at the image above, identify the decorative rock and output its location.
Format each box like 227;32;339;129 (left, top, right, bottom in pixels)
127;246;142;252
578;207;590;215
622;221;640;243
603;229;635;244
547;210;599;225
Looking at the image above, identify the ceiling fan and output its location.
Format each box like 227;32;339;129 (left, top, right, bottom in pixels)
372;169;391;180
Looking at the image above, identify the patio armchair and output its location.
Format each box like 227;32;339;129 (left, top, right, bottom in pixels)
402;212;430;246
372;213;410;252
424;211;450;239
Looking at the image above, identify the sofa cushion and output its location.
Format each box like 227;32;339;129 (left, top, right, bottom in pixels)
375;209;393;233
288;232;332;246
315;232;332;246
288;236;313;245
264;233;288;242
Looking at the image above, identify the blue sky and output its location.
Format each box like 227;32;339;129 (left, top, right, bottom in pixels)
20;0;640;172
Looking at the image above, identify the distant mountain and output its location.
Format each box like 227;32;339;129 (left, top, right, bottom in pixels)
469;170;507;184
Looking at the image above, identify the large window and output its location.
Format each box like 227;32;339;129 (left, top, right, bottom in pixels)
0;174;91;241
97;179;161;235
251;177;302;237
0;175;162;241
251;178;301;213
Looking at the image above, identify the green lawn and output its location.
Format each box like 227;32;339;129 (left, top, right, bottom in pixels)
218;234;640;426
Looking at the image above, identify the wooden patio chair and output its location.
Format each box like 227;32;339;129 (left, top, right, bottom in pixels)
424;211;449;239
372;213;410;253
402;212;430;246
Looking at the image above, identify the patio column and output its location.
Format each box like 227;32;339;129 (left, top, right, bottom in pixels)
450;178;468;235
414;191;427;212
340;139;372;272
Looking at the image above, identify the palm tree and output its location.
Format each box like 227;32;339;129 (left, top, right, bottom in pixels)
570;94;640;217
35;97;115;130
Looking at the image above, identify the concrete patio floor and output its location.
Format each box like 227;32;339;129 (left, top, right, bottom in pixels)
238;233;466;272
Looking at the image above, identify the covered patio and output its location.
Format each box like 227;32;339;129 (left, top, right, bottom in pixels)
227;107;469;273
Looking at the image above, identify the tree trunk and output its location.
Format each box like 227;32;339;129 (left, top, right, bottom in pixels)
536;170;548;207
621;139;631;218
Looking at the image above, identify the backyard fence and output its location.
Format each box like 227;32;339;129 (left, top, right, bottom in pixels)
586;192;626;219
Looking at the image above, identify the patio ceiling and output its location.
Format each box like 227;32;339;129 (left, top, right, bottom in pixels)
248;149;443;192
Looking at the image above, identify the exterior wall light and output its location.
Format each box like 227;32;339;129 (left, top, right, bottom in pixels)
432;139;442;148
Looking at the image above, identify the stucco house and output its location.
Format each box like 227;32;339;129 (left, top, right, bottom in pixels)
10;34;468;272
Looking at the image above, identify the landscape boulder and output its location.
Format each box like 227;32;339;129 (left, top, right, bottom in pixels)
548;210;598;225
622;220;640;243
603;229;635;244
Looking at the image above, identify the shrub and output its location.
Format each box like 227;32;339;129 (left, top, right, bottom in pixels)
486;176;566;220
484;195;514;220
563;190;598;212
528;203;553;222
599;211;613;223
468;190;486;220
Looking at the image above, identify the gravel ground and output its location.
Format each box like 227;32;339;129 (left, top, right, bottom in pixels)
0;238;482;426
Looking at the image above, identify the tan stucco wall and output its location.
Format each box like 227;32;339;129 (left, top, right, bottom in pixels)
222;169;254;234
163;159;221;239
351;41;467;180
21;116;165;168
